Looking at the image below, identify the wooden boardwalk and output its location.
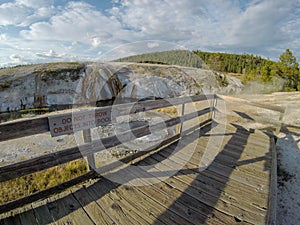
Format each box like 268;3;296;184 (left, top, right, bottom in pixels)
0;121;276;225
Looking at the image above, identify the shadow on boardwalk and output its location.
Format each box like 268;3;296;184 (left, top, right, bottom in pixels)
151;123;256;224
0;121;273;224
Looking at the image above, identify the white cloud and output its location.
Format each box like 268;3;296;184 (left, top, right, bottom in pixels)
36;49;62;59
21;2;123;47
226;0;292;47
147;42;159;49
1;0;300;66
0;0;55;26
110;0;300;60
20;6;56;26
0;33;8;40
9;53;31;64
0;2;32;26
91;37;102;48
16;0;53;9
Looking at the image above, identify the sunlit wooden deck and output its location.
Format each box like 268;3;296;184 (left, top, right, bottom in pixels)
0;121;276;225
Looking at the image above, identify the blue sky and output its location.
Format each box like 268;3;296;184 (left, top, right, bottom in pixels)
0;0;300;67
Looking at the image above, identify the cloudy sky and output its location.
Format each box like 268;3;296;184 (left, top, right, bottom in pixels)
0;0;299;67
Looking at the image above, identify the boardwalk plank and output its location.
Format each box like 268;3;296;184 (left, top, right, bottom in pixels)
159;145;266;199
86;179;142;225
47;191;94;225
18;209;38;225
168;143;271;182
150;152;267;215
0;120;274;225
107;188;152;225
110;186;168;225
132;171;235;224
32;199;56;225
170;141;271;190
72;186;114;225
137;155;264;224
103;167;197;225
0;216;22;225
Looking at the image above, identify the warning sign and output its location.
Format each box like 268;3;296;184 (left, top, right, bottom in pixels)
49;108;111;137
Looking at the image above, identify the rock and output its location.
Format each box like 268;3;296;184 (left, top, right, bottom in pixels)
0;61;244;113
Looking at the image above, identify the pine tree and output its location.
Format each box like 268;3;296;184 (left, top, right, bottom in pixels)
278;49;300;91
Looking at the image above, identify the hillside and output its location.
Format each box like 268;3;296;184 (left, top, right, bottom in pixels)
115;50;206;69
117;49;300;92
0;61;243;115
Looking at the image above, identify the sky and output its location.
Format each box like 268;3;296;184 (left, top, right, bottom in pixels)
0;0;300;67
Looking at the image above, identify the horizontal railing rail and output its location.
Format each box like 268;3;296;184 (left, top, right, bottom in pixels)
218;95;285;113
0;93;285;214
215;94;285;134
0;107;212;182
0;94;215;142
0;94;215;213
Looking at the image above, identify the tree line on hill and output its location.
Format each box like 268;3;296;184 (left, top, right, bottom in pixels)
116;50;204;68
117;49;300;92
194;49;300;91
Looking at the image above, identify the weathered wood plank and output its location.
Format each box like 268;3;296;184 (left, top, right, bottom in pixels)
131;172;233;224
96;161;201;225
0;107;211;182
166;133;271;189
31;199;56;225
266;137;277;225
83;129;96;171
107;188;152;225
161;142;269;200
166;147;269;206
18;209;39;225
137;134;270;224
0;94;215;142
86;179;142;225
150;151;268;215
47;191;94;225
137;153;264;224
125;170;216;225
100;149;231;225
0;215;22;225
121;185;193;225
108;186;167;225
72;186;114;225
0;117;49;142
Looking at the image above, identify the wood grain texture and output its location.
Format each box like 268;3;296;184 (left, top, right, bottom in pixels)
0;94;215;142
0;108;211;182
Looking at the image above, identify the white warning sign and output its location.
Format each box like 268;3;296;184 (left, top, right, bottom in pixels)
49;108;111;137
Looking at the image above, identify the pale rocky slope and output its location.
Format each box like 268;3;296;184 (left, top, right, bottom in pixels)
0;62;243;113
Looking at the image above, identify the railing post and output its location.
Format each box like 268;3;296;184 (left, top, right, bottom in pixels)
208;94;217;120
212;94;217;119
275;111;284;135
179;103;185;134
83;129;95;171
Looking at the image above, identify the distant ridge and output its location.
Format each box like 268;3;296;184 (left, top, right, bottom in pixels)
115;50;205;68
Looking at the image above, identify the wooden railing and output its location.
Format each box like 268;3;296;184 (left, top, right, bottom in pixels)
216;95;285;225
0;94;215;213
0;93;286;217
216;95;285;134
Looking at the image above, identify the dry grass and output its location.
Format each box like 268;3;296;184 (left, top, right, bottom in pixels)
0;159;87;204
156;106;179;117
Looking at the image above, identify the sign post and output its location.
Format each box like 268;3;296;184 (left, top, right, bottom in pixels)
82;128;95;171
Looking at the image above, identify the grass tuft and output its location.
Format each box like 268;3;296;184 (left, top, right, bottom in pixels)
0;159;87;204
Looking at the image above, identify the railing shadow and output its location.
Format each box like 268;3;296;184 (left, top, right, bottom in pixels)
0;122;272;224
150;123;268;224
